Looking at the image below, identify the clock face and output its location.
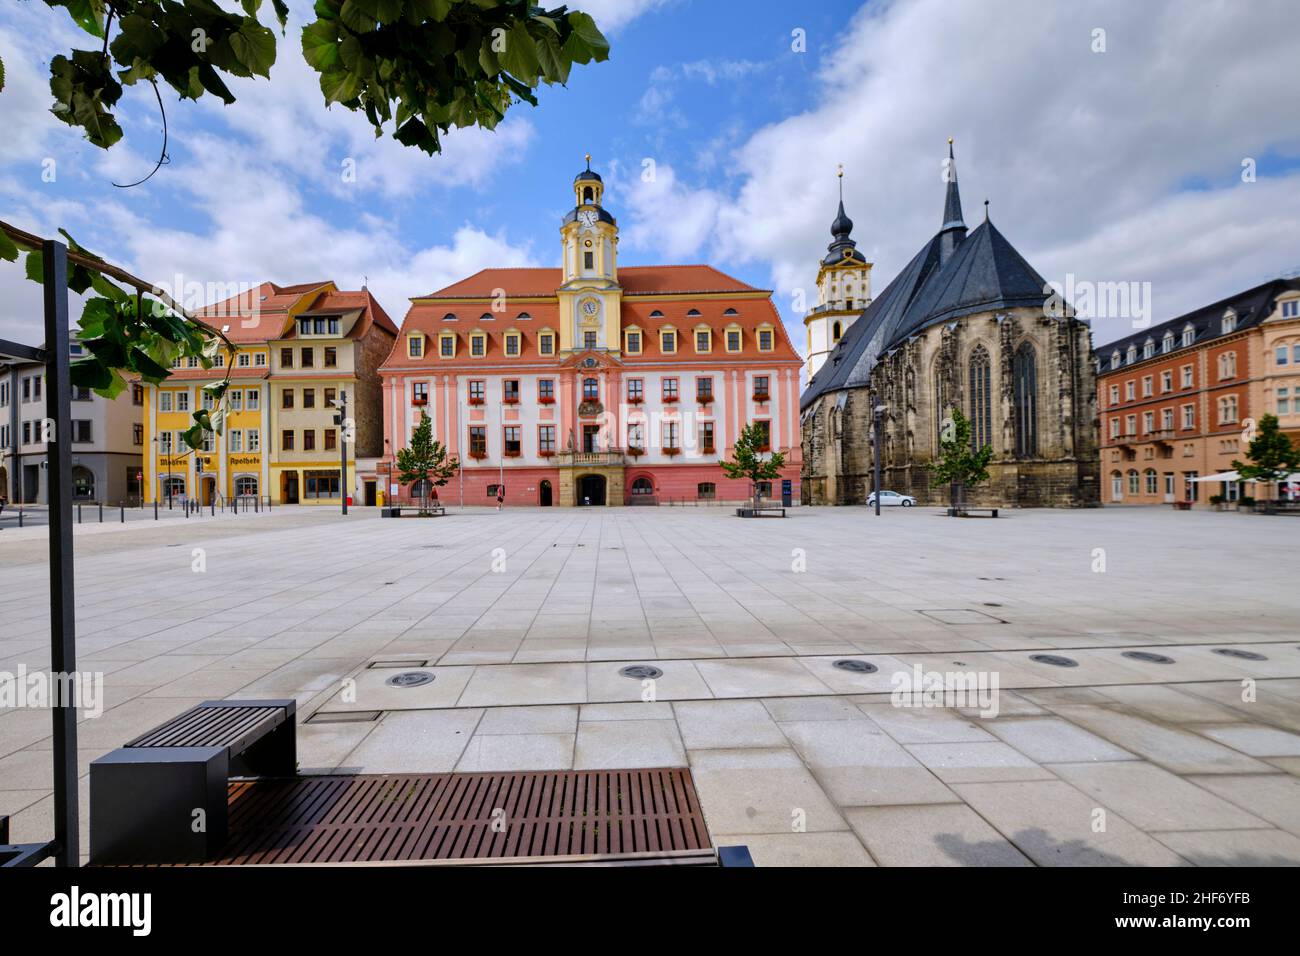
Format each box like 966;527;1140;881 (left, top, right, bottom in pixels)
577;209;598;229
581;299;599;317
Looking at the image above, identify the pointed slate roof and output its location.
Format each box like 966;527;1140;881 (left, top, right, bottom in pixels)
801;144;1053;410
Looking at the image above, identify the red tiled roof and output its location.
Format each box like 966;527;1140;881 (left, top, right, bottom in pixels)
420;265;761;299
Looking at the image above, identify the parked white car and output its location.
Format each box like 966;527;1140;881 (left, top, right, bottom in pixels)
867;490;916;507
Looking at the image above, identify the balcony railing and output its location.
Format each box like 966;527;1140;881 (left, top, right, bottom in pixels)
556;450;625;466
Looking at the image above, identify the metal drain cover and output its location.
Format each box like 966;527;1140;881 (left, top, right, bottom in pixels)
386;671;435;687
1122;651;1176;664
619;664;663;680
1029;653;1079;668
833;659;878;674
1212;648;1268;661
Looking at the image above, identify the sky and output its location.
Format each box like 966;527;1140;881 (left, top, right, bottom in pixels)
2;0;1299;367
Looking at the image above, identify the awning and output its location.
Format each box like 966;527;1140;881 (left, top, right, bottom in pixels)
1189;471;1300;482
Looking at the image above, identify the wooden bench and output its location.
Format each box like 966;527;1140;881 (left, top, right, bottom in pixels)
947;507;999;517
89;699;296;865
382;505;446;517
1172;500;1193;510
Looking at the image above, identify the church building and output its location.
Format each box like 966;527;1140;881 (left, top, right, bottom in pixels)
800;142;1100;507
379;160;804;507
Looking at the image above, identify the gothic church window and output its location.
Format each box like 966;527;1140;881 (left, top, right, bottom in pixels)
1013;342;1038;457
969;345;992;451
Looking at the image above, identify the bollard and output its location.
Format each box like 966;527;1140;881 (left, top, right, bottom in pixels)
120;505;125;523
77;504;82;524
154;499;158;520
99;502;103;523
17;507;22;528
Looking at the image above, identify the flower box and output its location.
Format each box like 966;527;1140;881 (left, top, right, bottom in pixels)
538;449;556;457
662;395;679;403
538;396;556;405
752;392;770;402
502;397;519;405
662;446;681;456
503;449;521;457
627;395;644;404
411;396;428;406
626;446;645;457
469;450;488;460
468;397;485;406
697;395;713;405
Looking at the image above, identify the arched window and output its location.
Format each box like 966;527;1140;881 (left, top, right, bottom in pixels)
1127;469;1140;495
631;477;654;495
582;186;594;203
1013;342;1038;458
933;363;947;449
1144;469;1158;495
832;321;842;342
968;345;992;452
1162;331;1175;353
72;466;96;500
583;378;599;400
234;475;258;497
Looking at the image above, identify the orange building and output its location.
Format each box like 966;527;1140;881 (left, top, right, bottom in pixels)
1094;278;1300;507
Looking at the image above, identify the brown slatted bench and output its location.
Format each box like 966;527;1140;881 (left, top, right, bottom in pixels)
89;699;296;865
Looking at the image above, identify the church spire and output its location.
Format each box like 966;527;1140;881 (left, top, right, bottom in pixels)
824;165;866;267
938;138;968;265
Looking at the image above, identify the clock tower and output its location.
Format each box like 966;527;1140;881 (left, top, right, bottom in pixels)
559;156;622;352
804;167;872;382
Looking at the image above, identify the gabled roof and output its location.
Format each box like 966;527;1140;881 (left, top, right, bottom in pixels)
1093;277;1300;371
418;265;760;299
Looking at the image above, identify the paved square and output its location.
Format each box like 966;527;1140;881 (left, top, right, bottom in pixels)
3;504;1300;865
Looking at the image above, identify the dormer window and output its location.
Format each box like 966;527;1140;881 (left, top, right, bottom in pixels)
649;310;663;318
1162;332;1174;352
479;312;494;322
687;309;702;317
723;308;739;316
407;335;424;359
442;313;458;322
516;312;532;321
1142;338;1155;359
1110;350;1120;369
1221;310;1237;334
1182;324;1195;347
1126;345;1137;364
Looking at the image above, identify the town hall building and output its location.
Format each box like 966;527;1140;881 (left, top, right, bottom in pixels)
801;142;1100;508
379;160;804;507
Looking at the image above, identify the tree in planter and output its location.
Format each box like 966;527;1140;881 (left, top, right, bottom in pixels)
930;407;993;515
395;410;459;515
1232;413;1300;506
720;422;786;513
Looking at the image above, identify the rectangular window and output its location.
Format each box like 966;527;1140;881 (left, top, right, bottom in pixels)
696;330;711;352
628;379;644;403
471;334;486;357
304;471;340;499
1125;381;1135;400
697;377;713;402
469;425;487;457
753;376;770;401
131;384;144;405
440;335;455;357
726;330;741;352
408;336;424;358
229;430;243;452
503;380;520;403
133;423;144;446
282;430;294;451
700;421;715;454
176;391;190;412
160;391;173;412
247;389;260;410
301;347;314;368
254;352;267;367
504;334;521;356
626;331;641;353
758;329;773;351
754;420;771;449
1142;411;1154;433
1161;370;1172;392
538;333;554;355
1142;376;1153;397
1279;388;1291;414
584;330;598;350
324;429;336;451
584;251;594;270
303;388;316;409
628;423;644;449
282;389;294;410
281;347;293;368
1182;404;1195;429
247;429;260;452
413;382;428;405
661;330;676;353
159;431;172;454
303;429;316;451
504;426;521;456
469;380;485;404
1162;408;1174;430
1109;418;1120;439
539;425;556;454
663;378;678;401
324;346;337;368
539;379;555;402
229;391;243;411
324;387;337;408
663;421;679;450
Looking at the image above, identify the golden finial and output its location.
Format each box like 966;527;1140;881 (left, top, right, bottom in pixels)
585;153;591;169
837;164;843;178
948;136;953;144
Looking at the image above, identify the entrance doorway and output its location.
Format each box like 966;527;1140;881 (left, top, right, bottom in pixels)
582;425;600;453
281;472;299;504
364;480;377;506
577;474;606;506
539;479;553;506
201;475;216;506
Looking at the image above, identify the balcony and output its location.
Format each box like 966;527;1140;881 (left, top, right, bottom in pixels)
556;450;625;466
1150;428;1176;443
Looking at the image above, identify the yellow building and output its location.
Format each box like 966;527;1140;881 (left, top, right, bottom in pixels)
1254;280;1300;447
142;281;396;505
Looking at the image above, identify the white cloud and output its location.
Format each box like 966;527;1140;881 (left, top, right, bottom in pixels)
618;0;1300;354
616;163;724;261
572;0;675;33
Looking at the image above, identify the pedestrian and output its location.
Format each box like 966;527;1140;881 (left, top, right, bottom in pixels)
496;486;504;511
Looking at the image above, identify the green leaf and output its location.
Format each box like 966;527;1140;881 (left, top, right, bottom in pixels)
229;20;277;76
562;12;610;63
0;228;19;263
498;21;541;81
301;20;342;70
320;67;362;104
339;0;379;33
24;249;44;283
59;0;107;38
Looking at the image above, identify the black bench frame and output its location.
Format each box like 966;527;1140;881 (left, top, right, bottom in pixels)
947;507;999;518
89;699;296;865
736;506;786;518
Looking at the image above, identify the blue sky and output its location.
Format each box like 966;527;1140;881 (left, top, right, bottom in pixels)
3;0;1299;360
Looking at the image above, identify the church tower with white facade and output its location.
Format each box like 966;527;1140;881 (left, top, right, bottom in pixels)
803;168;872;381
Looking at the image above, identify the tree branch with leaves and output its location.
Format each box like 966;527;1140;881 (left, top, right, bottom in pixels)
28;0;609;157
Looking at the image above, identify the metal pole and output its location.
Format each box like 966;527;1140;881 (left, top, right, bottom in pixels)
873;405;883;517
340;389;348;516
43;238;79;866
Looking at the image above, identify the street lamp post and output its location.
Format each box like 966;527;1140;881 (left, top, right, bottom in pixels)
332;389;348;515
873;402;887;517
